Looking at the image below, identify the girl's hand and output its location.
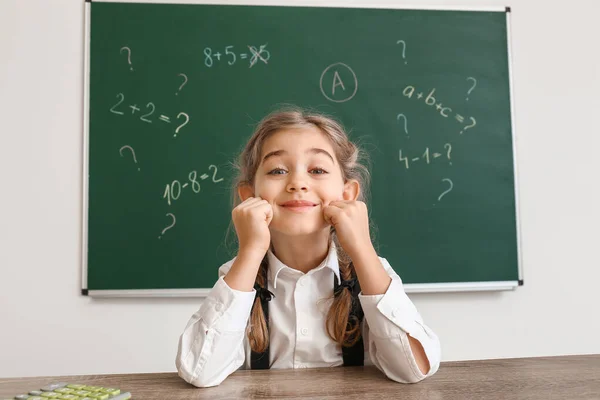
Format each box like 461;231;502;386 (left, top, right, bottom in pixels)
323;200;374;258
232;197;273;257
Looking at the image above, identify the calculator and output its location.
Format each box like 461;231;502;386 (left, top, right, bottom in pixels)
4;382;131;400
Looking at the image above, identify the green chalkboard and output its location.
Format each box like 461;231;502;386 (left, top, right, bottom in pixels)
84;2;521;295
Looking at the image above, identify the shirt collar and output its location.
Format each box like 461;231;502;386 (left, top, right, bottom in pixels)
266;241;341;289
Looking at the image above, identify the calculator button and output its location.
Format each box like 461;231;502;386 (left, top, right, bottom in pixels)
66;384;86;390
89;393;110;399
41;383;68;392
83;386;103;392
101;388;120;395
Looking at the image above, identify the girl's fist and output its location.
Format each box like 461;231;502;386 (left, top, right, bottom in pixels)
232;197;273;256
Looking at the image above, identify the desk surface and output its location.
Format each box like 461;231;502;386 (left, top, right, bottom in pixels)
1;355;599;399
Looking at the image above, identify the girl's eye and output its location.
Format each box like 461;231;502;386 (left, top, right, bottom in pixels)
267;167;328;175
267;168;287;175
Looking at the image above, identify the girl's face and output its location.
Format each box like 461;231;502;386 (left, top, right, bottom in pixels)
248;127;358;237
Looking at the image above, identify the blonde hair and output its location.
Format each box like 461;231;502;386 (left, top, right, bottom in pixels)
230;106;371;353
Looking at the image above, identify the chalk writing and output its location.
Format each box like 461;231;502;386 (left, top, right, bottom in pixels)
399;143;453;169
162;165;225;206
110;93;190;137
402;85;478;134
203;44;270;68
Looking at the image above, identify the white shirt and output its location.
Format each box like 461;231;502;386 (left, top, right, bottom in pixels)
176;244;441;387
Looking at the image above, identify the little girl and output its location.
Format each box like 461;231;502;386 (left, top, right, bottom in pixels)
176;107;441;387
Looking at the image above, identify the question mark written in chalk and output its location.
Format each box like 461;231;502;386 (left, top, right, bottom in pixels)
396;113;409;137
174;112;190;138
435;178;454;205
466;77;476;100
119;145;140;171
159;213;176;239
120;46;134;71
396;40;408;64
176;73;188;95
444;143;452;166
460;117;477;134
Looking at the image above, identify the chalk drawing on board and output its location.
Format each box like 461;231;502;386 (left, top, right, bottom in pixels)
319;62;358;103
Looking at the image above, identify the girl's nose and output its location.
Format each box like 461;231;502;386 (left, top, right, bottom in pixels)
286;174;308;192
286;182;308;192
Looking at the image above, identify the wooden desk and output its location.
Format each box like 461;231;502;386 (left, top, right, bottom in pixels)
1;355;598;399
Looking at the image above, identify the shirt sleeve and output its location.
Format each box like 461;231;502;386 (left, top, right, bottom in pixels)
358;257;441;383
175;259;256;387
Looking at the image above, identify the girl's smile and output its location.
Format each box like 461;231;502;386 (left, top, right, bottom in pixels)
279;199;319;213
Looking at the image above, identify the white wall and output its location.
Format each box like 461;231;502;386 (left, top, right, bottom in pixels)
1;0;598;378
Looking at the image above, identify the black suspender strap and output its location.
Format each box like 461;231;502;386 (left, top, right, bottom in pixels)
250;263;365;369
333;264;365;367
250;265;272;370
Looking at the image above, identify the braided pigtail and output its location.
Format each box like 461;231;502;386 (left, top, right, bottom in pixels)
247;256;271;353
325;234;362;347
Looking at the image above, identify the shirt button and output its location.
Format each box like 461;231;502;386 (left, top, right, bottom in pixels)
392;308;399;318
298;280;305;287
301;328;308;336
215;303;223;312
